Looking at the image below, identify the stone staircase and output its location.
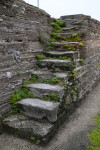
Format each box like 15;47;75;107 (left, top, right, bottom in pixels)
3;14;86;144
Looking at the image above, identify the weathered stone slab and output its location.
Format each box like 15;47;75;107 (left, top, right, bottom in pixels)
40;59;71;67
3;114;54;143
27;83;64;101
32;70;69;81
44;51;79;60
18;98;60;122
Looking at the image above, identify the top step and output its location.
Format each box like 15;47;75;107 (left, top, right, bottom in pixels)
60;14;91;21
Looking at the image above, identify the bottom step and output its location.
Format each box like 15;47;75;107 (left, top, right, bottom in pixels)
3;114;54;144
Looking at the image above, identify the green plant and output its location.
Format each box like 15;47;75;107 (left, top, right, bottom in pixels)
79;42;84;46
59;56;72;61
71;90;77;100
37;62;42;67
55;19;66;27
23;75;38;85
35;54;45;60
10;87;34;113
79;59;84;62
30;136;35;141
44;45;55;51
72;70;77;77
87;114;100;150
50;19;66;30
96;63;99;67
72;33;78;37
31;74;38;83
48;38;57;42
42;77;60;84
36;140;41;144
63;44;76;51
23;79;31;85
17;72;21;75
43;93;60;102
51;22;61;30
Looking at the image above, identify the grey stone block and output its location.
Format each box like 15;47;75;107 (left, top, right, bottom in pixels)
40;59;71;67
27;83;64;101
18;98;60;122
3;114;54;143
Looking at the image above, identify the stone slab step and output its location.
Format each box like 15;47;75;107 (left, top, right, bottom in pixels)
31;70;69;83
62;27;79;32
60;14;90;21
32;70;69;80
27;83;64;102
57;32;78;37
52;41;80;48
18;98;60;122
44;51;79;60
40;59;71;67
3;114;54;144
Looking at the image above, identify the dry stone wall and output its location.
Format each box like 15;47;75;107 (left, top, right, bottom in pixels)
0;0;52;115
77;16;100;99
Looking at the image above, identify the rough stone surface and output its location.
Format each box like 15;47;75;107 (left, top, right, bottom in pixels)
40;59;71;67
18;98;60;122
0;0;52;115
27;83;64;102
3;114;54;143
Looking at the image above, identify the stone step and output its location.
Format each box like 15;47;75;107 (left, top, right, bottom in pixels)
18;98;60;122
52;41;80;49
60;14;90;21
39;59;72;71
3;114;54;144
62;26;88;32
27;83;64;102
57;32;78;37
44;51;79;60
62;27;79;32
57;31;86;38
31;70;69;82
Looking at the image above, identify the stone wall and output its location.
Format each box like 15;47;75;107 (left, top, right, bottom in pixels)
74;15;100;99
0;0;52;115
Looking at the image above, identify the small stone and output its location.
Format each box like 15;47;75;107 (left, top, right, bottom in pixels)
7;72;12;78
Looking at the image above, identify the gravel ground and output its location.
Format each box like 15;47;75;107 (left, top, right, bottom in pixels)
1;82;100;150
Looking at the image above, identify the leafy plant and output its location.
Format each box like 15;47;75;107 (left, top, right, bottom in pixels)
35;54;45;60
51;22;61;30
17;72;21;75
30;136;35;141
63;44;76;51
43;93;60;102
79;59;84;62
59;56;72;61
66;34;81;42
36;140;41;144
79;42;84;46
42;77;60;84
10;87;35;113
96;63;99;67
